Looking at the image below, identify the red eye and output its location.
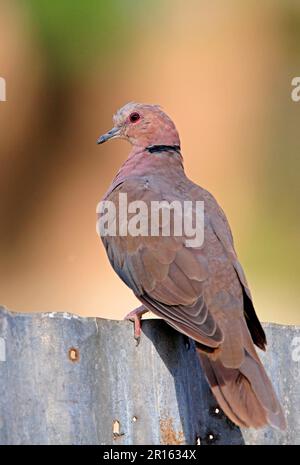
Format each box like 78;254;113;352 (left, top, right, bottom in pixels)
129;112;140;123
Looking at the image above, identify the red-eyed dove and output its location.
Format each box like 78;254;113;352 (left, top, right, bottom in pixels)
96;103;286;430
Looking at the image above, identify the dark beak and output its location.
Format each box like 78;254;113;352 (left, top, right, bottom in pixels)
97;126;120;145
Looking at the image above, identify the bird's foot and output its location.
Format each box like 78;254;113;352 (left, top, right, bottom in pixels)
124;305;148;346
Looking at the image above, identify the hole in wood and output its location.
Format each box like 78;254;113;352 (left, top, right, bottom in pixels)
210;405;223;418
113;420;120;435
68;347;79;362
132;416;138;423
205;431;218;443
196;436;201;445
112;420;124;439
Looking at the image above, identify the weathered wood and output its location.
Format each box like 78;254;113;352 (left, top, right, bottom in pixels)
0;306;298;445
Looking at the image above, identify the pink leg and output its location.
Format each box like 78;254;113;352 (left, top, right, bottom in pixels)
124;305;148;346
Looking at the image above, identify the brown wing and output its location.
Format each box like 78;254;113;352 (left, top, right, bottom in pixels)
201;188;267;350
101;177;223;348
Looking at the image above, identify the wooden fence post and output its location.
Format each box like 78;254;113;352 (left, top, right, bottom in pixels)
0;306;299;445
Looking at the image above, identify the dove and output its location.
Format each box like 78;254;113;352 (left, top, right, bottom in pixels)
96;102;286;430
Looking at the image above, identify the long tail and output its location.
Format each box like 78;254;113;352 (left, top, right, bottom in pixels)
196;324;286;429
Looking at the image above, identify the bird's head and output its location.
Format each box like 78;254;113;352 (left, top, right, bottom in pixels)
97;102;180;149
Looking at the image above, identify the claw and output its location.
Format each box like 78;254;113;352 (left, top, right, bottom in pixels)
124;305;148;345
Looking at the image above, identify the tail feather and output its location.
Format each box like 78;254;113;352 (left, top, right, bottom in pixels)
197;349;286;430
199;352;249;427
240;352;279;415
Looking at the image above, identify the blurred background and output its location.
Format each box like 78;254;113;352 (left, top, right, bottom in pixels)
0;0;299;324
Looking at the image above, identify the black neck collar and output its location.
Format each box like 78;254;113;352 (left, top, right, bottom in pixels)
146;144;181;155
